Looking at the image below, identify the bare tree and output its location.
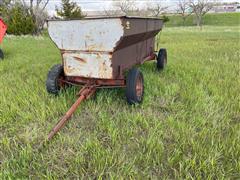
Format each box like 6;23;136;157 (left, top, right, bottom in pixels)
147;2;168;17
0;0;12;17
177;0;192;25
112;0;136;16
189;0;216;28
21;0;49;15
103;9;121;16
21;0;49;33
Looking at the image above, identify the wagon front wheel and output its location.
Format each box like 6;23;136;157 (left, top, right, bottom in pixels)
46;64;65;95
157;48;167;70
126;68;144;105
0;49;4;60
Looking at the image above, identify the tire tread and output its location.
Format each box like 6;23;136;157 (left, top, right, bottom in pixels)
46;64;64;95
126;68;144;105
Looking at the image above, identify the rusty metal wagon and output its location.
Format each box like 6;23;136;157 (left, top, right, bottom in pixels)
46;16;167;140
0;18;7;60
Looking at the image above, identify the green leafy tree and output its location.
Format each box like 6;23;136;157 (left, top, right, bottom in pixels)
56;0;85;19
0;2;36;35
7;4;36;35
161;15;170;23
21;0;50;34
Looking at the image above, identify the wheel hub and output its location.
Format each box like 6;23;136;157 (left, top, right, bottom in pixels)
136;75;143;98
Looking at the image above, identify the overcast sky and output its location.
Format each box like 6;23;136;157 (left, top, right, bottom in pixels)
46;0;237;15
47;0;170;13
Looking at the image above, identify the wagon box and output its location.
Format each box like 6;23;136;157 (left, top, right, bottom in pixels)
48;16;164;79
46;16;167;140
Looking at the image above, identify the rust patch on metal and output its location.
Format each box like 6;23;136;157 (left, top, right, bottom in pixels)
73;56;86;63
61;49;113;55
66;76;126;87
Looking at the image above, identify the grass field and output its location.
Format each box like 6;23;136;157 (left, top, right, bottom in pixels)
0;23;240;178
166;12;240;27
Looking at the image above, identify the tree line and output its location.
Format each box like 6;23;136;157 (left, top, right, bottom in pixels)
108;0;217;28
0;0;218;35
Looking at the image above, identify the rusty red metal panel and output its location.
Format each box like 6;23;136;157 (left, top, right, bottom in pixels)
0;19;7;43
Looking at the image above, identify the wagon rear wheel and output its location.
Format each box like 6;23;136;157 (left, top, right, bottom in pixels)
0;49;4;60
46;64;66;95
126;68;144;105
157;48;167;70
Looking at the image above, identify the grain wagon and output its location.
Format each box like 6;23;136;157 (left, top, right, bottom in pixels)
46;16;167;140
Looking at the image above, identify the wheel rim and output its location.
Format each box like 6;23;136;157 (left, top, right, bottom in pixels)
136;75;143;99
164;56;167;65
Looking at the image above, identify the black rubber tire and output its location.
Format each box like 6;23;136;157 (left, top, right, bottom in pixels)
157;48;167;70
46;64;65;95
0;49;4;60
126;68;144;105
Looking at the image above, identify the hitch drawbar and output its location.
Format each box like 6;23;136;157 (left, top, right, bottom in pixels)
47;85;96;140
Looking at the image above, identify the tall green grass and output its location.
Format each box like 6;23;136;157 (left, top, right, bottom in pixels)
0;25;240;178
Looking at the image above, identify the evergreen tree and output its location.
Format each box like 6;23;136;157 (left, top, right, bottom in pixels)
56;0;85;19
